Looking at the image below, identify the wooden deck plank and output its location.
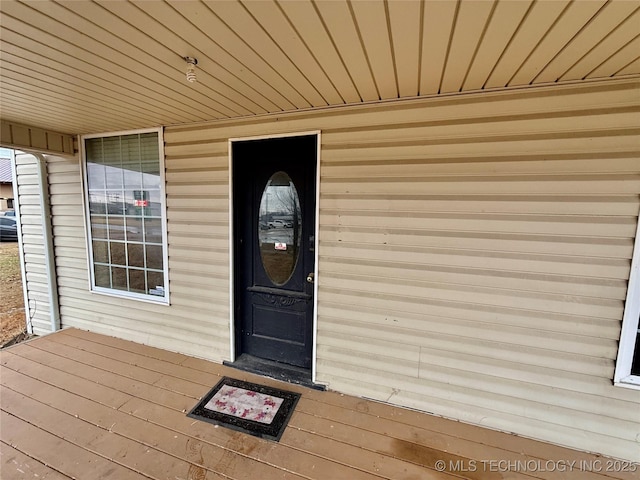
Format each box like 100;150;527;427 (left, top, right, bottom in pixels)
1;387;226;480
11;343;194;412
0;367;377;480
17;333;459;478
0;350;131;409
45;332;222;386
2;329;634;480
0;441;72;479
0;367;310;480
30;336;165;384
0;411;148;480
120;397;452;480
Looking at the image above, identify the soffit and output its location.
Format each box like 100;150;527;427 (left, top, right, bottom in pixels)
1;0;638;136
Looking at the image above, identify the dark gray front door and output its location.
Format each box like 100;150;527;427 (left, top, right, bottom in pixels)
233;135;317;369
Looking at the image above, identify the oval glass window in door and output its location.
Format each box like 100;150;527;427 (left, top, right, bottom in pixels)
258;171;302;286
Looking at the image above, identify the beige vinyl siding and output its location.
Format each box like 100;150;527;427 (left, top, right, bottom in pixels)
46;152;230;361
13;153;51;336
49;79;640;460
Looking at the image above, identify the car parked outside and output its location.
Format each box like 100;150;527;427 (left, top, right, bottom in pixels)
0;216;18;241
4;210;15;216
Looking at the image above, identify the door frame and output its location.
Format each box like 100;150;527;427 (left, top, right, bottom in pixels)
228;130;321;382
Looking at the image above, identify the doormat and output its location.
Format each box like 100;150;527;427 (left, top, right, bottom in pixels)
187;376;301;442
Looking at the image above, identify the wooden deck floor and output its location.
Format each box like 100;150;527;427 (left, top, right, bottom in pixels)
1;328;637;480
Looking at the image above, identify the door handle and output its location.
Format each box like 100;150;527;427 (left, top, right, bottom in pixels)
306;273;314;284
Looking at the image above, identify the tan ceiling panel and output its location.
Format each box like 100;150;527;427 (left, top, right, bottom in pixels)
617;57;640;76
53;0;253;117
13;0;236;119
485;0;571;89
1;1;218;123
0;0;637;136
125;0;285;112
585;35;639;79
169;0;306;109
314;0;379;101
387;0;422;98
420;0;458;95
533;1;638;84
462;0;533;91
511;0;608;85
277;0;359;104
242;0;342;105
1;45;190;125
211;0;325;107
1;30;198;125
1;63;159;127
561;9;640;81
350;0;397;100
440;0;495;94
90;0;268;115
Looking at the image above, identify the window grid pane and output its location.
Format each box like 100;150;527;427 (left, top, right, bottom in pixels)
85;132;166;300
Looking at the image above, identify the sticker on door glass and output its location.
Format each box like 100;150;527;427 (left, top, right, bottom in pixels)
258;172;301;286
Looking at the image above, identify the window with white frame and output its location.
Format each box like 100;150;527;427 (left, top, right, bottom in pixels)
614;214;640;388
82;129;169;303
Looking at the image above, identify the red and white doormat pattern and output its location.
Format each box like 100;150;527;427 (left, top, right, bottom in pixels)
204;384;284;424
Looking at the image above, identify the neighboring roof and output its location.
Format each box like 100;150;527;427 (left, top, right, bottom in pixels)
0;0;638;135
0;158;12;183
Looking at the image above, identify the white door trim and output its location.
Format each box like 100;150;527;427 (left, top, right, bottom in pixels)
228;130;321;382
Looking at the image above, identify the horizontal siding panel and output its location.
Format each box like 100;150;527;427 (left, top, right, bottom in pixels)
318;313;618;380
320;227;634;259
320;194;640;216
321;176;640;195
319;244;631;279
320;210;637;237
164;141;227;158
320;258;628;300
165;184;228;196
57;295;228;339
48;183;82;196
167;195;228;208
323;273;622;320
166;210;227;224
165;156;228;171
321;156;640;178
17;205;42;217
417;348;640;415
57;311;229;362
321;135;640;161
317;344;419;378
319;290;618;356
323;111;640;146
51;215;85;228
166;170;227;184
16;185;41;197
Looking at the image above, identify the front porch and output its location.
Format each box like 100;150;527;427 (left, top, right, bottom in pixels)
0;329;635;480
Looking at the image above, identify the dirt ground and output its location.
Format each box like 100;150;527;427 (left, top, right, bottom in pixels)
0;242;28;346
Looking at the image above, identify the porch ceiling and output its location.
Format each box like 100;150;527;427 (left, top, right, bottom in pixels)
1;0;639;136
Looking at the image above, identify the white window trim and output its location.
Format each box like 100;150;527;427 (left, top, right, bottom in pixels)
614;212;640;389
80;127;170;305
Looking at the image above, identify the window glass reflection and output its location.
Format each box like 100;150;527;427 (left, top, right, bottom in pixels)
85;132;166;299
258;171;302;286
